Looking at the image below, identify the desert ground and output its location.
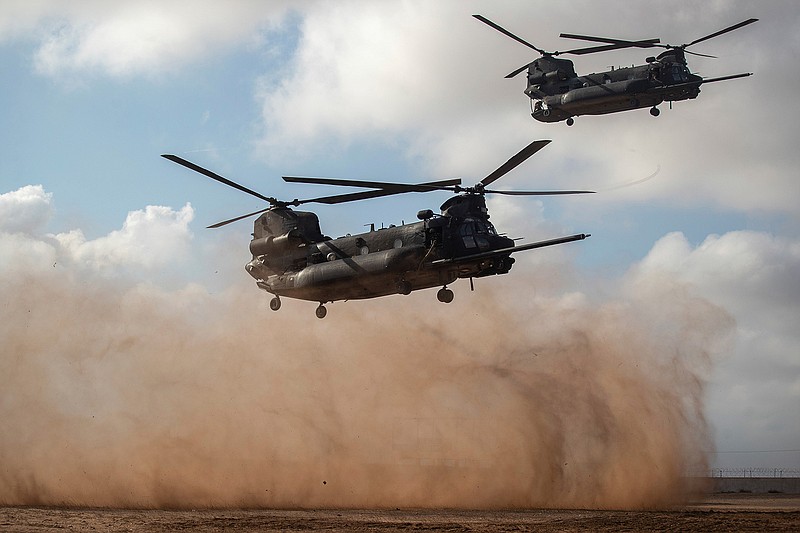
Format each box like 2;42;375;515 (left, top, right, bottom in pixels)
1;493;798;532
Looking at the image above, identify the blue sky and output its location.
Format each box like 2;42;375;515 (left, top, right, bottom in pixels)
1;0;799;503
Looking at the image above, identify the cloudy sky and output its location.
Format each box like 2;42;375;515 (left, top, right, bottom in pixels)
2;0;798;490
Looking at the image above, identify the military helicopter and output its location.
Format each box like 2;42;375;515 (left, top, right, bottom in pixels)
473;14;757;125
162;140;592;318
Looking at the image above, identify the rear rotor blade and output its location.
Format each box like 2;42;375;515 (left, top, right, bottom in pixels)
480;139;551;187
208;208;271;229
473;15;547;55
506;62;533;78
686;18;758;47
162;154;278;205
207;182;459;228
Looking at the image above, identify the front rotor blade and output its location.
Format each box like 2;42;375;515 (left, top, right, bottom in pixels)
564;42;653;55
283;176;461;192
483;189;595;196
162;154;277;204
559;33;660;47
309;189;425;205
473;15;547;55
687;18;758;47
304;178;462;205
563;39;660;55
480;139;551;187
684;49;717;58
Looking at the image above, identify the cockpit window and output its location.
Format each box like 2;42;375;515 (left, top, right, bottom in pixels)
475;220;498;235
671;65;688;82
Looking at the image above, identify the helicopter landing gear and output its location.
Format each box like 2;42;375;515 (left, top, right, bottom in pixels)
650;106;660;117
566;117;574;126
315;303;327;319
437;286;454;304
269;296;281;311
397;280;412;295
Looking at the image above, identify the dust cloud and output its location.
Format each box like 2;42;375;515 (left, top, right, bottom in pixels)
0;256;733;510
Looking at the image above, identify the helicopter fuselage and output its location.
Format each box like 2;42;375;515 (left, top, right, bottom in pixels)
244;195;518;303
527;51;706;122
473;14;756;125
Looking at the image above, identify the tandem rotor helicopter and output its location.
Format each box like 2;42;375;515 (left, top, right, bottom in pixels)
473;14;758;125
163;140;592;318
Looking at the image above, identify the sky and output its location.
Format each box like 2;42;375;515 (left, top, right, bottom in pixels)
1;0;799;494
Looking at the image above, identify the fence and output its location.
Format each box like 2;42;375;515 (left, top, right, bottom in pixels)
708;468;800;478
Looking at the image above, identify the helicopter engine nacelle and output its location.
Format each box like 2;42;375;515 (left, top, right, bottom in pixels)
249;229;304;256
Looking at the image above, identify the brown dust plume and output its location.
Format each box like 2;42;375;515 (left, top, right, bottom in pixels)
0;262;733;509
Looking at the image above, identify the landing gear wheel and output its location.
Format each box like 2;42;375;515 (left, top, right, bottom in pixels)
566;117;574;126
397;280;412;295
437;287;454;304
315;304;327;319
650;106;660;117
269;296;281;311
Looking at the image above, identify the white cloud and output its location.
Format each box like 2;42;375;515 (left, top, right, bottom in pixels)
629;230;800;459
0;0;293;79
54;203;195;271
251;1;800;215
259;2;461;143
9;1;797;215
1;185;194;275
0;0;51;40
0;184;53;234
637;231;800;325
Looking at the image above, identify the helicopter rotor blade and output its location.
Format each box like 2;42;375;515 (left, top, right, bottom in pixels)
292;177;461;205
505;62;533;79
558;34;662;55
161;154;279;205
684;49;717;58
307;189;412;205
483;188;595;196
473;14;548;55
207;208;271;229
480;139;551;187
686;18;758;47
208;178;465;227
559;33;661;47
563;40;659;55
282;176;461;192
308;184;451;205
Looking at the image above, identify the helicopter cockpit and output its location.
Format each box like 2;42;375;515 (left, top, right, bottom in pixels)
459;218;500;251
665;64;691;83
